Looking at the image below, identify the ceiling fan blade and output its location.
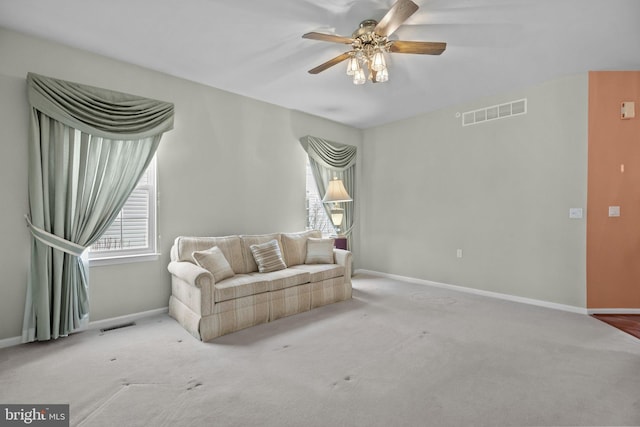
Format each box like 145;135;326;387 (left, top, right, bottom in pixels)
308;52;352;74
389;40;447;55
302;32;353;44
374;0;419;37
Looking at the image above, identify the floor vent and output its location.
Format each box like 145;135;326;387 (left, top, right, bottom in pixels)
462;98;527;126
100;322;136;333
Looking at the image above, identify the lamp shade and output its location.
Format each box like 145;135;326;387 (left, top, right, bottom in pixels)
323;178;352;203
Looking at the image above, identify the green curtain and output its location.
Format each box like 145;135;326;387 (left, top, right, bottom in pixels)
299;136;356;243
23;73;174;342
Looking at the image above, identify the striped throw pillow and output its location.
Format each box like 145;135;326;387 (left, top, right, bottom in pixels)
249;239;287;273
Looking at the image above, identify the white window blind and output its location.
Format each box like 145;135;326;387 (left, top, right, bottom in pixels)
89;157;157;261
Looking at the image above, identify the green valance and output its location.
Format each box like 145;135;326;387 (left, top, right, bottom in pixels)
300;135;357;171
27;72;174;140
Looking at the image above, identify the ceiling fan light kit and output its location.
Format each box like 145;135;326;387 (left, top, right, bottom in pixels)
353;67;367;85
302;0;446;85
348;20;391;84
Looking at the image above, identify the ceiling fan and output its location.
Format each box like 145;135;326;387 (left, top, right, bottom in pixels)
302;0;446;84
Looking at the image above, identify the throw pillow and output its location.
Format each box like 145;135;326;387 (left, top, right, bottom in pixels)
240;233;283;273
281;230;321;267
192;246;235;282
249;239;287;273
305;238;335;264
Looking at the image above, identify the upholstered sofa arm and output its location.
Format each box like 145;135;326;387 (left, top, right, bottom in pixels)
333;249;352;281
168;261;214;289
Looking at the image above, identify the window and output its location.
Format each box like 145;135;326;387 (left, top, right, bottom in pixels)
305;157;333;235
89;156;157;264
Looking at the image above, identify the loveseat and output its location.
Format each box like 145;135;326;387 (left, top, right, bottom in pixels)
168;230;352;341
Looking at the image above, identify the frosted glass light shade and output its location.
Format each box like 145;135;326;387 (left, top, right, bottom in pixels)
371;51;386;72
330;207;345;227
375;67;389;82
346;57;360;76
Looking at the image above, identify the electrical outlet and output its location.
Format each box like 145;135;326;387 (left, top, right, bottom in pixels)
569;208;583;219
456;249;463;258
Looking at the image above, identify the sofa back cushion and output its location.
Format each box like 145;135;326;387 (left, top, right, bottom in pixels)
281;230;322;267
240;233;283;273
173;236;245;274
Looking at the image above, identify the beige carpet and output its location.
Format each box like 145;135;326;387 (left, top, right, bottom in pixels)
1;273;639;427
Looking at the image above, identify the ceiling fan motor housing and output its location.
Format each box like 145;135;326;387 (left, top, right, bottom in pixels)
353;19;378;37
352;19;391;60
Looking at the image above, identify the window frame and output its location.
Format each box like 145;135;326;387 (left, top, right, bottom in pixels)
88;156;159;266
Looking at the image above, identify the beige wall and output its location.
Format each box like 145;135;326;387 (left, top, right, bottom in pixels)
360;74;589;308
0;26;592;342
0;28;361;340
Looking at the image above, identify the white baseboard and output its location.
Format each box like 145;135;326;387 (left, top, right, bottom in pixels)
0;336;23;350
88;307;169;331
0;307;169;350
354;269;589;315
587;308;640;315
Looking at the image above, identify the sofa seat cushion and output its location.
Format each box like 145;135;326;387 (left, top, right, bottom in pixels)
214;274;269;303
289;264;345;283
248;268;311;292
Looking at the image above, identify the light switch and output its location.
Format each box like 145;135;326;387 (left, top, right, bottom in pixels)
608;206;620;217
621;101;635;119
569;208;583;219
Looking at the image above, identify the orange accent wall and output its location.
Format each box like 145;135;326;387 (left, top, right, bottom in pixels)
587;71;640;308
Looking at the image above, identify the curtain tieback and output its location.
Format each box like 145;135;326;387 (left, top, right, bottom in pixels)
25;215;87;257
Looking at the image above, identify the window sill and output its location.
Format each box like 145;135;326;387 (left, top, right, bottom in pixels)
89;252;161;267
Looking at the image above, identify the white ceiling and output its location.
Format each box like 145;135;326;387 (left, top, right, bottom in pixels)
1;0;639;129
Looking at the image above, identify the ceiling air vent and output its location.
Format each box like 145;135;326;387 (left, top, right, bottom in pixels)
462;98;527;127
